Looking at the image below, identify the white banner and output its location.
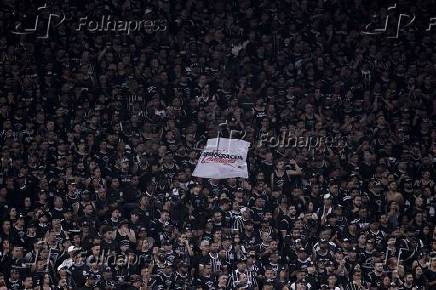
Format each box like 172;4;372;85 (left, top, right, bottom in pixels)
192;138;250;179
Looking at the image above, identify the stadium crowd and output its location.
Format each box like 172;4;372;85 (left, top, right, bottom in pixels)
0;0;436;289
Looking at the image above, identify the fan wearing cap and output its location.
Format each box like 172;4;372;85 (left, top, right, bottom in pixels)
57;245;82;271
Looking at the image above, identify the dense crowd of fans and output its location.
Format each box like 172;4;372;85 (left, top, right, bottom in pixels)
1;0;436;289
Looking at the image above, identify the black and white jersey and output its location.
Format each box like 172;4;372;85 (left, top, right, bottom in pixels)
208;253;222;273
228;269;258;289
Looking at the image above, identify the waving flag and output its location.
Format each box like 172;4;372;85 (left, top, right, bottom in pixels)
193;138;250;179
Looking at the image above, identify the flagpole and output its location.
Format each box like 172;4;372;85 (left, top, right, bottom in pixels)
216;121;227;153
216;130;221;153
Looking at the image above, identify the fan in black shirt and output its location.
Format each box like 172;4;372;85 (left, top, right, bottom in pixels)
76;272;97;290
100;226;117;252
424;258;436;289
